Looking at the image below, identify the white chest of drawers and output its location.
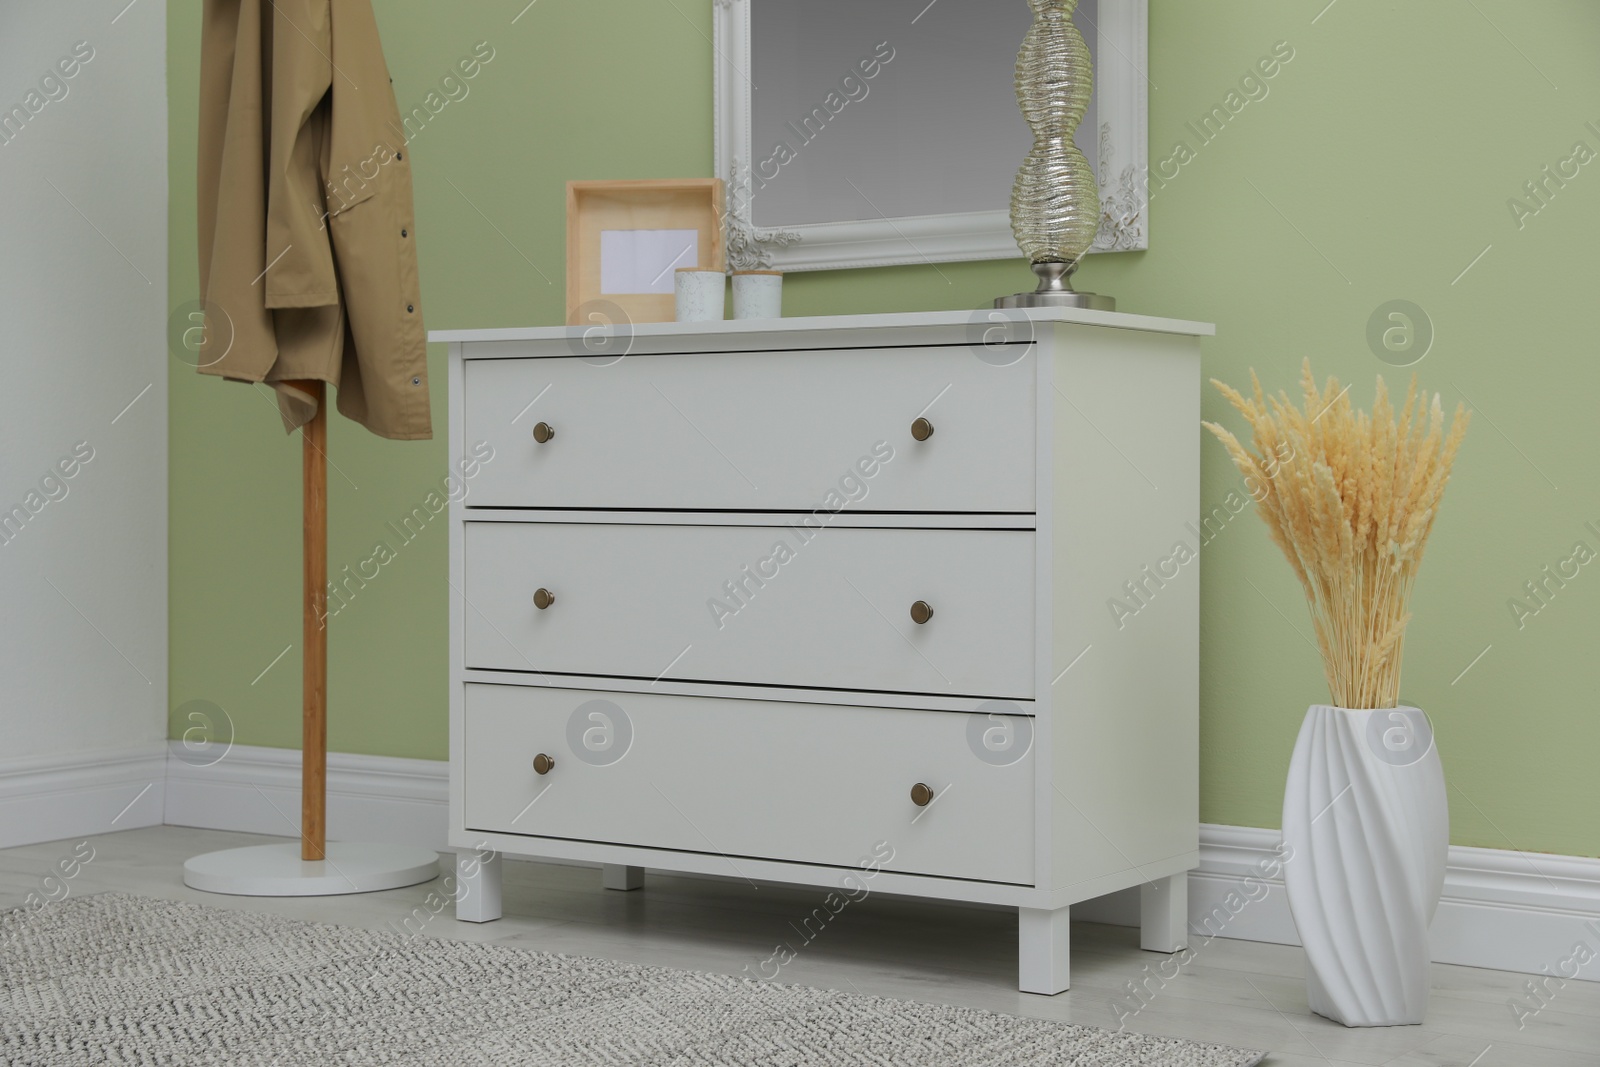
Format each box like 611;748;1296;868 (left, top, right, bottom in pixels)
432;308;1211;993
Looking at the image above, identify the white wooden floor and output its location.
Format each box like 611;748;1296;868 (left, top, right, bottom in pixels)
2;826;1595;1066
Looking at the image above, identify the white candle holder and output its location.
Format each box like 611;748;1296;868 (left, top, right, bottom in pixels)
674;268;726;322
732;270;783;319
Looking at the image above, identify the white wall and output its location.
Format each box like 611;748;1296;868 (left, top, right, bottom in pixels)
0;1;168;843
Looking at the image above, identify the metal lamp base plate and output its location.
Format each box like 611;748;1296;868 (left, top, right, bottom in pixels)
995;260;1116;312
995;290;1115;311
182;841;439;897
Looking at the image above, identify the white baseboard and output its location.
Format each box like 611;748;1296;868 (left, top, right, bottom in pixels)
1079;823;1600;983
0;744;167;849
162;743;448;850
160;745;1600;982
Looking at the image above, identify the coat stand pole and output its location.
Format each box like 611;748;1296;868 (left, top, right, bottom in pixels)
183;384;439;896
302;380;328;861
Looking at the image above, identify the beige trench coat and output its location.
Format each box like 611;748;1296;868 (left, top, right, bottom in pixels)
197;0;430;440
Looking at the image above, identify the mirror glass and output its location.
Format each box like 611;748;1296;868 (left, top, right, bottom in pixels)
748;0;1099;228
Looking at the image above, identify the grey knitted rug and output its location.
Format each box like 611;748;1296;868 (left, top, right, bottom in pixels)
2;893;1262;1066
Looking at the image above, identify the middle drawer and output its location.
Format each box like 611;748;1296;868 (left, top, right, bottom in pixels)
463;521;1035;700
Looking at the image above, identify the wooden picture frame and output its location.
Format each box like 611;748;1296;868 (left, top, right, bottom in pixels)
566;179;726;325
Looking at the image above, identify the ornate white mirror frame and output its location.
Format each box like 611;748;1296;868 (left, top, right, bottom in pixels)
713;0;1148;273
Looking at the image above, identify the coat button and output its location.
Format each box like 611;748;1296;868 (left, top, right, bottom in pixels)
406;304;414;313
401;229;408;238
411;376;421;386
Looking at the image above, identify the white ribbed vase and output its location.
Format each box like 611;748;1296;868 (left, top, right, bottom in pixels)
1281;705;1448;1027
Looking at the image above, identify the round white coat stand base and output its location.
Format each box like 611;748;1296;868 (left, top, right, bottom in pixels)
183;841;439;897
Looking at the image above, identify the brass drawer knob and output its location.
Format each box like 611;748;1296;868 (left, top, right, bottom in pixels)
910;600;934;625
532;421;555;444
910;782;935;807
911;417;934;442
533;753;555;775
533;587;556;610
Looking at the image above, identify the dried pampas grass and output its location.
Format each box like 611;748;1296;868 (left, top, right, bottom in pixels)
1204;360;1469;710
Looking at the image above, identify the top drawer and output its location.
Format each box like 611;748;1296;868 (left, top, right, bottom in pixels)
461;345;1035;512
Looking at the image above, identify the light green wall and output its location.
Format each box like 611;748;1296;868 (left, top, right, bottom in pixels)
168;1;1600;857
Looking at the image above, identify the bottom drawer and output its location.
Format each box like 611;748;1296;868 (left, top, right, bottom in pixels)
462;683;1034;885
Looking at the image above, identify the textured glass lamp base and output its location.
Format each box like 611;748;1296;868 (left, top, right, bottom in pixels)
995;260;1115;312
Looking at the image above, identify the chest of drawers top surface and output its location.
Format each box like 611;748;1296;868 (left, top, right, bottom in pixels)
431;306;1213;351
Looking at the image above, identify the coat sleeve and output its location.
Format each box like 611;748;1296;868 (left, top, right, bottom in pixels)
321;0;432;440
262;0;339;310
196;0;342;386
196;0;278;379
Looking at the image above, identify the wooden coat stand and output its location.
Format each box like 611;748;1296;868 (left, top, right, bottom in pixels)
182;383;439;896
301;382;328;861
